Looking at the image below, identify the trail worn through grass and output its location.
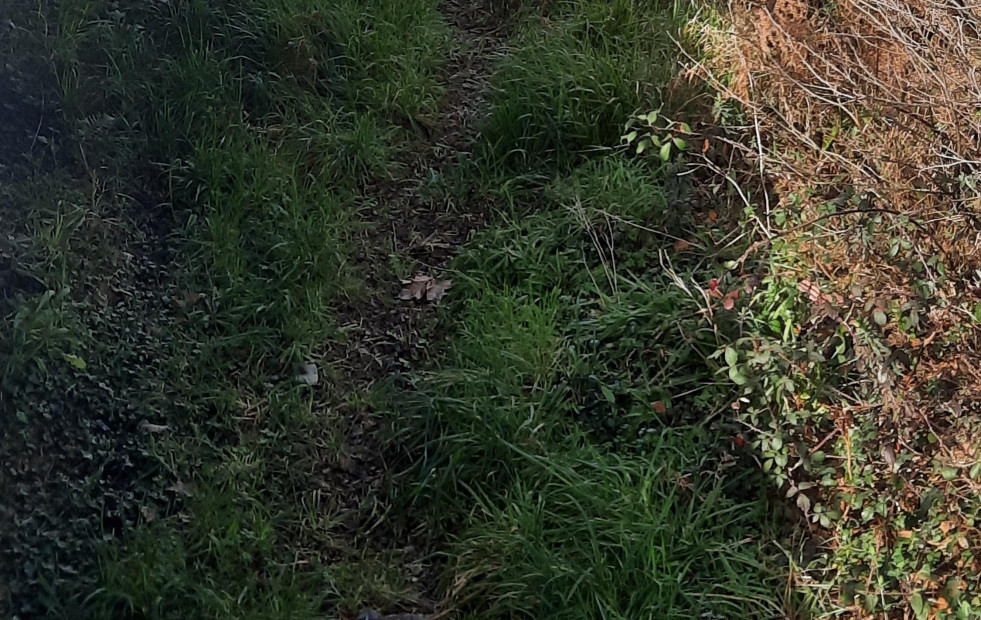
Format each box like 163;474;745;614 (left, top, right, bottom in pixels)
302;0;508;607
320;0;505;493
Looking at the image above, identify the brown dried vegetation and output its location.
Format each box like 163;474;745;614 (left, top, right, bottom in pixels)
699;0;981;615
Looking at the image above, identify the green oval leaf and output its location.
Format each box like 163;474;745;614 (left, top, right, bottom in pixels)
796;493;811;513
724;346;738;367
728;365;748;385
62;353;87;371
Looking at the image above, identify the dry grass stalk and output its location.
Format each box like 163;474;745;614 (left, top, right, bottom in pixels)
696;0;981;394
699;0;981;273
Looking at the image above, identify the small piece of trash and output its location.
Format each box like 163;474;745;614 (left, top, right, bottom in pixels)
141;504;159;523
138;420;170;434
296;362;319;385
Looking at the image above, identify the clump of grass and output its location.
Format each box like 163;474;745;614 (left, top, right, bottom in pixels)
478;0;694;172
390;147;793;617
452;443;785;620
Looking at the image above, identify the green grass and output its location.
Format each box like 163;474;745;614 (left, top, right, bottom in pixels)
59;0;449;614
478;0;698;173
389;152;793;618
3;0;447;617
380;3;801;616
1;0;805;618
453;446;784;620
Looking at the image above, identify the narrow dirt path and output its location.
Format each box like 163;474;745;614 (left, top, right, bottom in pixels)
309;1;507;614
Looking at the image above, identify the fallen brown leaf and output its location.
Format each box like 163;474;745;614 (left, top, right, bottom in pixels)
399;274;432;301
399;274;453;303
426;279;453;302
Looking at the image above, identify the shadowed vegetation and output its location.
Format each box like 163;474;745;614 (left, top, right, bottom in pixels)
0;1;812;619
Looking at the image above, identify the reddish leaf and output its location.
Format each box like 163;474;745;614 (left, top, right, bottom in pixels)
797;279;824;304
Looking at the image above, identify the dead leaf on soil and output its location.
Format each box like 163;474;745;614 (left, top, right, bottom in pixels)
399;274;453;303
399;275;431;301
426;278;453;302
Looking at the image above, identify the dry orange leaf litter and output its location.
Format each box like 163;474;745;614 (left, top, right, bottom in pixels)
398;274;454;303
